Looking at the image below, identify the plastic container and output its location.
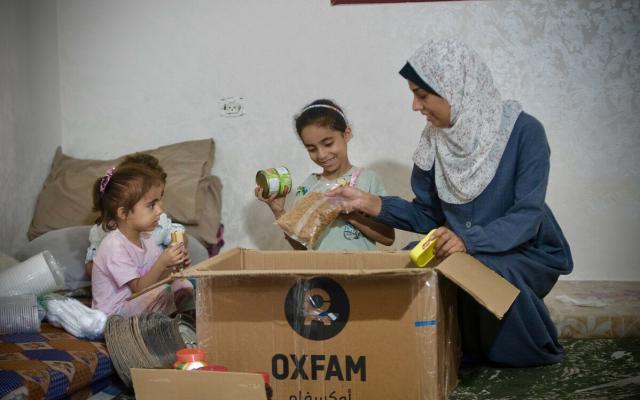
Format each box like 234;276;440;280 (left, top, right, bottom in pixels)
174;348;207;370
256;167;292;199
0;250;64;296
0;294;41;334
409;229;438;267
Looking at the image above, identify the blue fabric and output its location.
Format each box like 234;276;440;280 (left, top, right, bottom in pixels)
0;371;23;395
47;370;69;400
24;349;74;362
378;112;573;367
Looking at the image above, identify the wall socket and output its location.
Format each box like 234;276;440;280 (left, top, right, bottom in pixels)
220;97;245;117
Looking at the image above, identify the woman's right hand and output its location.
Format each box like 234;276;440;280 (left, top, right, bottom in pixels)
325;186;382;217
255;186;286;218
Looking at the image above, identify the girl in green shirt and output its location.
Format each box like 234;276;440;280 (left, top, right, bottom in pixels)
255;99;394;250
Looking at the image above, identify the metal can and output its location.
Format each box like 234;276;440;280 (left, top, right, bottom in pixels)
256;167;292;199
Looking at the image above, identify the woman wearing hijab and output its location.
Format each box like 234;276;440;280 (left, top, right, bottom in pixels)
328;39;573;367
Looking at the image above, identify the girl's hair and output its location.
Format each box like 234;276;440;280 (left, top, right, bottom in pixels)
92;163;165;231
120;153;167;183
295;99;348;136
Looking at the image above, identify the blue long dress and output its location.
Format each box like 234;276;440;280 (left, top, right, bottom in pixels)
377;112;573;367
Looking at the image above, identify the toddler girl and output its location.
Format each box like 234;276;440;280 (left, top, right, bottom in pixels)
84;153;180;278
91;161;193;317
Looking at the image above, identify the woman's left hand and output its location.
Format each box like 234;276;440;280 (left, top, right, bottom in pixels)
432;227;467;259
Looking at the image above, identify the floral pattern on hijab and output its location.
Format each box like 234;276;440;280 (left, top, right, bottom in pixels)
407;38;523;204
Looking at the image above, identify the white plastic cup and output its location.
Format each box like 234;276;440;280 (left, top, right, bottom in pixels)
0;250;64;296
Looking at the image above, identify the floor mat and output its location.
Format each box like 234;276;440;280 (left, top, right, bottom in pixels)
450;338;640;399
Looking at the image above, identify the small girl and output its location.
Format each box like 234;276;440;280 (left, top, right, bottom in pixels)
84;153;180;278
91;161;193;317
255;99;394;250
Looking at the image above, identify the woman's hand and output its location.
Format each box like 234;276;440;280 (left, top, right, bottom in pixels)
255;186;286;219
325;186;382;217
433;227;467;259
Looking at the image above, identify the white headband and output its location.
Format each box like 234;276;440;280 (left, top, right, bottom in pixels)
300;104;347;123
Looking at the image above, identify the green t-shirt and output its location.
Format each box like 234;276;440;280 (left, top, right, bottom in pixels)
294;166;386;251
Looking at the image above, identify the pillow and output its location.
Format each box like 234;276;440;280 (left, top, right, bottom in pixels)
28;139;215;240
182;175;223;246
15;226;210;290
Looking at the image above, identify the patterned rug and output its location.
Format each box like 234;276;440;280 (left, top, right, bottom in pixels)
450;338;640;399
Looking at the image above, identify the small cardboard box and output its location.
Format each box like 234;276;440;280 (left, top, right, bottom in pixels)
185;248;519;400
131;368;267;399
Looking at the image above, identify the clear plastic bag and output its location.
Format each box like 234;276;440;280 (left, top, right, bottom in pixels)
276;182;344;248
42;293;107;340
0;294;41;334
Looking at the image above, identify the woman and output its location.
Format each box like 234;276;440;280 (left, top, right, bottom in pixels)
328;39;573;367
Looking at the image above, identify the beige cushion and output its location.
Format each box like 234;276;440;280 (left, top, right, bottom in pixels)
28;139;216;242
182;175;223;246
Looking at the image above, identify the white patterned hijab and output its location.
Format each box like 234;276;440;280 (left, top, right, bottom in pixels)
406;39;522;204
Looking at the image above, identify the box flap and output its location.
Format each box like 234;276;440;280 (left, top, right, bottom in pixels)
131;368;266;400
435;253;520;319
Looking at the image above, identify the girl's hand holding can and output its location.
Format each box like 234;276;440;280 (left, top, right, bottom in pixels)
159;242;188;269
255;186;286;218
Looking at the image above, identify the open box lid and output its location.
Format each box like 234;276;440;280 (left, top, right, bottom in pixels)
131;368;267;400
135;247;519;320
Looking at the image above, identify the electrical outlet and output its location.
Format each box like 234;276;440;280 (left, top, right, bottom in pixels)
220;97;245;117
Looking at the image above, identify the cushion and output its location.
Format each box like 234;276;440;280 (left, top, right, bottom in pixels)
182;175;223;246
28;139;215;241
15;226;210;290
0;323;114;399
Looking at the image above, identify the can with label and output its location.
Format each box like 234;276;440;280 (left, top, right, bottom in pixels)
256;167;292;199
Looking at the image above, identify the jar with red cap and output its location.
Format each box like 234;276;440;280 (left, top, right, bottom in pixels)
174;348;207;370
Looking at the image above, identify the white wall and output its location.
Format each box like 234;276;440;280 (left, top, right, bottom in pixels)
0;0;61;254
4;0;639;281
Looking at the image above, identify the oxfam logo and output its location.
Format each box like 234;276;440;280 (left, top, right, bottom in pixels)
284;277;350;341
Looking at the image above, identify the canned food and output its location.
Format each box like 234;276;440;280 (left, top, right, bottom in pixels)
256;167;292;199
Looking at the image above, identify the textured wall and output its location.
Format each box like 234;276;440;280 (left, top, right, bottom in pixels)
0;0;61;254
10;0;638;280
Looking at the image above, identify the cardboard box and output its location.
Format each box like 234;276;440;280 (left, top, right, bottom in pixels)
186;248;519;400
131;368;267;400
